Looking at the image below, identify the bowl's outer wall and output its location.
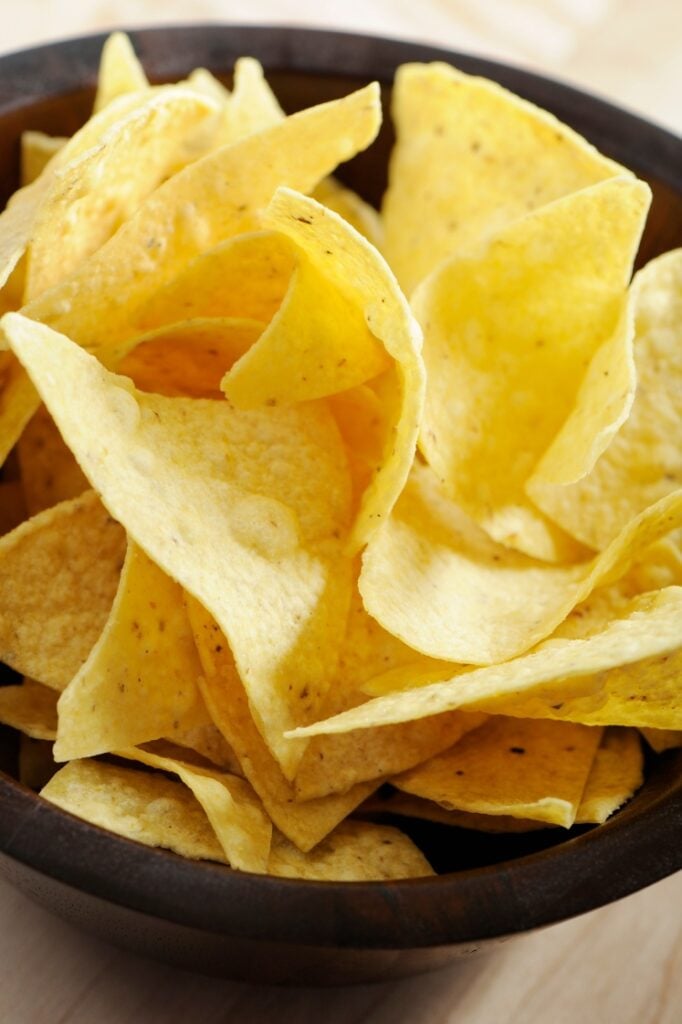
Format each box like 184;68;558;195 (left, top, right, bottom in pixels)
0;26;680;985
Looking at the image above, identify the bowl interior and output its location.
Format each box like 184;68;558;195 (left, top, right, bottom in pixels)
0;26;680;954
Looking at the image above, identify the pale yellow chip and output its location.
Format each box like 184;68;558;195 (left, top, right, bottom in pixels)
0;85;381;465
0;680;58;740
41;760;228;863
529;249;682;549
116;318;265;398
20;131;67;186
188;597;376;851
93;31;150;112
362;792;550;833
575;727;643;824
261;188;425;550
18;405;88;514
414;178;649;560
54;542;210;762
5;314;354;776
25;86;219;299
269;821;434;880
117;746;272;873
291;588;682;736
0;491;125;689
382;61;629;295
312;177;382;249
358;463;682;665
393;717;602;828
134;232;295;334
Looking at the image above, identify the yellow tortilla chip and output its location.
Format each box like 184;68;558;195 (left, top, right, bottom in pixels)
5;314;354;775
575;727;643;824
116;318;265;398
20;131;67;186
640;728;682;753
269;821;434;880
0;680;58;740
529;249;682;548
312;177;382;249
358;464;682;664
414;178;649;560
292;588;682;735
0;491;125;689
382;61;629;295
393;717;602;828
18;405;88;514
261;188;425;549
26;86;219;299
188;597;376;851
41;760;228;863
134;232;295;334
185;59;282;155
54;542;209;762
93;31;149;112
158;726;241;772
117;746;272;873
362;791;549;832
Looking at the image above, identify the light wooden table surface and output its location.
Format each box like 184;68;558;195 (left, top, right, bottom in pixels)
0;2;680;1021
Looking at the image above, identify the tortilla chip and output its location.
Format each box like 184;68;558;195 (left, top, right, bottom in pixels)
5;314;355;774
0;680;58;739
41;760;228;863
18;405;88;514
414;178;649;560
312;177;382;248
529;249;682;548
269;821;434;880
116;318;265;397
393;717;602;827
21;131;66;186
639;728;682;753
292;588;682;735
358;463;682;664
188;596;376;851
184;59;282;156
134;232;295;334
0;491;125;689
575;727;643;824
54;542;209;761
117;746;272;873
93;31;149;112
361;791;550;832
262;188;425;549
382;61;629;295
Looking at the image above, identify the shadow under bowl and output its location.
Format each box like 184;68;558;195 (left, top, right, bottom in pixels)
0;24;680;986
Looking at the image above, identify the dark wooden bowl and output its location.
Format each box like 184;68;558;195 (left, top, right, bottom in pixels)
0;26;680;987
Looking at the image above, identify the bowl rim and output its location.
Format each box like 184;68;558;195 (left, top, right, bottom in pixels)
0;23;681;950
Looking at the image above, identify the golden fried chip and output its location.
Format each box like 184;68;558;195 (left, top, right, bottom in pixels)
0;491;125;689
26;86;219;299
393;717;602;827
188;597;376;850
20;131;66;186
134;232;295;333
312;177;382;248
18;405;88;514
529;249;682;548
184;59;282;155
0;680;57;739
575;727;643;824
55;543;209;761
93;31;149;112
358;464;682;664
117;746;272;873
116;318;265;397
292;588;682;736
415;178;649;560
5;315;354;774
382;61;628;295
41;760;228;863
362;791;549;832
639;728;682;752
269;821;434;880
262;188;425;549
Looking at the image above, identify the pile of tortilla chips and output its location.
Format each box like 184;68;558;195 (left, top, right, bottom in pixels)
0;37;680;881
